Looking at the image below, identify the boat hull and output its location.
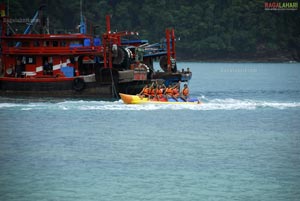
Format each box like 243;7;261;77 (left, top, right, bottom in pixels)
0;77;113;98
119;93;201;104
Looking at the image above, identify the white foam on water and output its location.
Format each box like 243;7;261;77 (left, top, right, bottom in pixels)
0;103;22;108
200;98;300;111
1;98;300;111
67;98;300;111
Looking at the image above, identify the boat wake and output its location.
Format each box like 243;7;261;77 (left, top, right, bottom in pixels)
199;98;300;110
1;97;300;111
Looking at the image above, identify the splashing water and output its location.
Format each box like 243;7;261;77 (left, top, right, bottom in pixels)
1;97;300;111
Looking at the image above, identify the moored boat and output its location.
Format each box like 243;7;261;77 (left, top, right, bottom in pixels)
119;93;201;104
0;3;192;98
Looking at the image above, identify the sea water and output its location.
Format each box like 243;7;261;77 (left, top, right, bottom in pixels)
0;62;300;201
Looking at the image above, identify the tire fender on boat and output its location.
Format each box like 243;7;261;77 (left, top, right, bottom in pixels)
72;77;85;91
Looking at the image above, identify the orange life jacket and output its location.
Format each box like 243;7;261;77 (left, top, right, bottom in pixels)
166;88;173;95
157;88;163;95
150;88;156;96
182;88;189;96
173;88;179;96
143;88;150;95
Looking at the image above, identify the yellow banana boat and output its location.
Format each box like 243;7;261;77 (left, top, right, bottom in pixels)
119;93;201;104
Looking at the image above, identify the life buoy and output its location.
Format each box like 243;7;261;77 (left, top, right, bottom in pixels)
72;78;85;91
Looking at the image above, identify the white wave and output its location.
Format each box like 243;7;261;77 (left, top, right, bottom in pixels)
200;98;300;110
21;108;33;111
74;99;300;111
0;103;22;108
1;98;300;111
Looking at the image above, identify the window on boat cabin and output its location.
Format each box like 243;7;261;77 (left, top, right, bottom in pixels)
33;41;40;47
60;41;66;47
8;41;18;47
53;41;58;47
21;41;30;47
25;56;36;64
44;41;50;47
70;40;83;47
48;57;53;64
21;56;26;64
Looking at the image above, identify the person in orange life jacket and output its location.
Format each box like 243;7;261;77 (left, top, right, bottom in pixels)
156;84;165;99
150;82;163;100
165;84;174;97
138;84;150;98
180;83;189;101
172;84;180;101
164;84;176;100
149;84;156;99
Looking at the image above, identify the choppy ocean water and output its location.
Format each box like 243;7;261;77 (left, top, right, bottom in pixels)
0;62;300;201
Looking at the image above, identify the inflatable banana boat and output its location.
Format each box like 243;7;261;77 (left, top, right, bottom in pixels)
119;93;201;104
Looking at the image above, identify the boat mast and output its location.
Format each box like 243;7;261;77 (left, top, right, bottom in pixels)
79;0;86;34
166;28;176;72
6;0;9;35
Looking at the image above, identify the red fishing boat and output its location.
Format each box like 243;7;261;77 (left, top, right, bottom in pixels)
0;3;192;98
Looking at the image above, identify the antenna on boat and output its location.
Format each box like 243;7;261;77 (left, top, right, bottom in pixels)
79;0;86;34
6;0;9;35
39;1;49;34
6;0;9;17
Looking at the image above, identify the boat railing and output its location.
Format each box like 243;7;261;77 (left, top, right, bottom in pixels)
4;45;103;55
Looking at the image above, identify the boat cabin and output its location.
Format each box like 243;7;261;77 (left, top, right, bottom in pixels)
0;34;103;78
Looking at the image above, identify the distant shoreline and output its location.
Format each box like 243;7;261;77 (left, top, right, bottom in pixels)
177;52;299;63
176;48;300;63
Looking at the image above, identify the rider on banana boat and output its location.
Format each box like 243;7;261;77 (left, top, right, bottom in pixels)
148;84;156;99
138;82;190;102
165;85;174;98
138;84;150;98
180;83;189;102
156;84;165;99
165;84;179;101
172;84;180;101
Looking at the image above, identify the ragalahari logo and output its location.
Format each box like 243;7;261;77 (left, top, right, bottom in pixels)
265;1;298;10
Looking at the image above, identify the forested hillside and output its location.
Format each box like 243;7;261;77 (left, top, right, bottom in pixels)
5;0;300;61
